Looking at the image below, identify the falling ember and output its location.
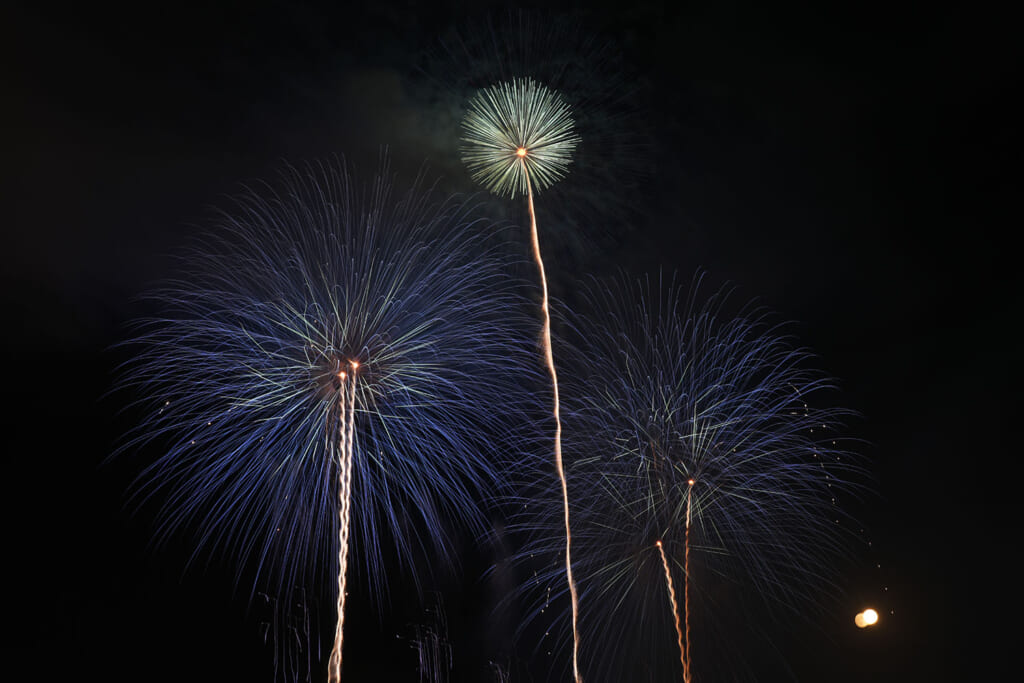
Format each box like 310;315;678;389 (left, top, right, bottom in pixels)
328;364;358;683
523;162;581;683
656;540;687;679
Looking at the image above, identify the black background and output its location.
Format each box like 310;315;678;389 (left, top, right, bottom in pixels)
3;1;1016;681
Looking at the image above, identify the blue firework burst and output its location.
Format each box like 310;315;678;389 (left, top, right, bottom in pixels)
117;161;539;678
509;274;866;682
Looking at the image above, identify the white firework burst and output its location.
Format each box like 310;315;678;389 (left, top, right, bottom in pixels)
461;76;585;683
460;78;580;198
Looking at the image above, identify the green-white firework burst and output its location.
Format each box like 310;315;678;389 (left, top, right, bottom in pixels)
460;78;580;198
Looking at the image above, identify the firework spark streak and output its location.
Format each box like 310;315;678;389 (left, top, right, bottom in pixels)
117;161;538;681
461;79;582;682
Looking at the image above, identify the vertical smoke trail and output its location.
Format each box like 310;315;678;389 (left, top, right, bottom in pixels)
524;164;580;683
328;363;358;683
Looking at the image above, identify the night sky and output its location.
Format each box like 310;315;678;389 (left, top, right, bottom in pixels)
4;1;1016;681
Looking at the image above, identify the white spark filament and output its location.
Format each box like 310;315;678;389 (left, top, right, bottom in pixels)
460;78;580;198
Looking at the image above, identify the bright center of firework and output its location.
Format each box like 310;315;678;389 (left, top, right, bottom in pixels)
339;371;346;380
655;540;663;548
349;360;360;371
516;147;527;157
688;478;695;486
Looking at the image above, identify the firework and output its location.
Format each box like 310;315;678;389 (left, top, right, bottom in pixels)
461;78;580;198
117;161;538;681
415;9;652;268
510;274;865;682
461;77;583;682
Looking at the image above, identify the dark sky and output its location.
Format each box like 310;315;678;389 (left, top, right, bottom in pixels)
3;1;1017;681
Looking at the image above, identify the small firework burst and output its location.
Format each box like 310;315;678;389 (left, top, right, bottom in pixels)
460;78;580;198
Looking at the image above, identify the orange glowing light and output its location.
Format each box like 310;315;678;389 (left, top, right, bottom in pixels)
855;608;879;628
655;537;687;680
349;360;359;370
339;371;347;380
655;539;663;548
688;478;695;486
516;147;527;157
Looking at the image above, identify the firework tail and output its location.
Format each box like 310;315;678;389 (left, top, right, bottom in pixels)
684;482;692;683
655;482;695;681
656;540;686;678
523;162;581;683
328;364;358;682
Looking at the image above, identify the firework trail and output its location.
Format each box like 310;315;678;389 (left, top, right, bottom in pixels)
655;539;686;679
683;483;693;683
117;160;538;681
461;78;583;682
508;274;865;682
327;363;357;682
